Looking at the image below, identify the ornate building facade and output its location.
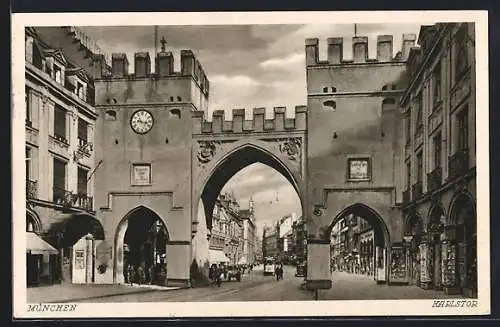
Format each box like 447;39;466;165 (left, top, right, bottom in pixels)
399;23;476;297
25;27;104;286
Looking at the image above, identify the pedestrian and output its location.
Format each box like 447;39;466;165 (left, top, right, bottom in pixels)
215;265;222;288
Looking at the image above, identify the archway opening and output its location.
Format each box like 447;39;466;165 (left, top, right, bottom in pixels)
199;145;303;274
450;193;476;297
118;206;169;286
328;204;390;283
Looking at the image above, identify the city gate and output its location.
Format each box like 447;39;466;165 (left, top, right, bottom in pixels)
91;33;414;287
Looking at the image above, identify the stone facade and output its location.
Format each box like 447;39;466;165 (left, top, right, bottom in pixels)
399;23;477;297
25;27;101;286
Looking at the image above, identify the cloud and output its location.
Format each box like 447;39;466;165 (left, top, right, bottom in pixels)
259;53;304;69
210;75;262;87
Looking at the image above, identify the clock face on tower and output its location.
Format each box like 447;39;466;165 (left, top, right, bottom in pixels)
130;110;154;134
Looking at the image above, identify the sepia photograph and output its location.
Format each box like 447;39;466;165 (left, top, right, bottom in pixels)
12;11;489;318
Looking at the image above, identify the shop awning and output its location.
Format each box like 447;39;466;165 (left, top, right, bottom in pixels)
26;232;59;255
46;212;105;247
209;249;230;263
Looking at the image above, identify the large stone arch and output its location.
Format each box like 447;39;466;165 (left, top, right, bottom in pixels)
326;203;391;282
192;138;305;231
447;190;476;226
113;205;170;284
326;203;390;248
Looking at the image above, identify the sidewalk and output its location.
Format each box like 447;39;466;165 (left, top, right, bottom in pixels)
27;283;181;303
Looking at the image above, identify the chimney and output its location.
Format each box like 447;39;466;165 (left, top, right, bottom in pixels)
401;33;417;61
352;36;368;63
181;50;195;76
376;35;393;61
111;53;129;77
134;52;151;78
327;37;343;64
156;51;174;77
305;38;319;66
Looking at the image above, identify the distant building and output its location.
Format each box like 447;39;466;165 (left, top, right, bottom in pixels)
239;197;256;265
262;225;278;259
292;216;307;263
209;192;244;265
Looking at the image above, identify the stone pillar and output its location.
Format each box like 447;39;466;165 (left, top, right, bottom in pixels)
67;106;78;194
38;91;50;202
114;219;128;284
86;235;94;283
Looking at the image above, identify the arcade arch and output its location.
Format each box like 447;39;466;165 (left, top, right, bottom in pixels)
404;212;424;286
115;206;169;285
448;192;477;297
327;204;390;283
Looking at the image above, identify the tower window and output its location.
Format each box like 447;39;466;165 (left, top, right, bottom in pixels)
323;100;336;111
105;110;117;120
331;87;337;93
169;109;181;119
323;87;328;93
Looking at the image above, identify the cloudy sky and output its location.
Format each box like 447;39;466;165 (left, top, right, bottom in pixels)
80;23;423;235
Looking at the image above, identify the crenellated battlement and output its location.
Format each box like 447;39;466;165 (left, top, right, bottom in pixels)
192;106;307;135
102;49;210;96
306;34;417;66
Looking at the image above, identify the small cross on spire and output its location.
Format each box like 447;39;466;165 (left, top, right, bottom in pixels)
160;36;167;52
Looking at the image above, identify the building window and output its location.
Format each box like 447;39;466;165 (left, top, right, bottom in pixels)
455;24;469;83
54;65;62;84
457;106;469;151
415;92;423;134
433;131;442;169
323;100;336;111
54;105;67;142
53;158;67;201
26;147;31;180
32;43;43;70
432;62;442;107
25;86;31;124
406;111;412;145
77;167;88;196
323;87;328;93
416;152;423;183
76;82;85;100
78;118;88;145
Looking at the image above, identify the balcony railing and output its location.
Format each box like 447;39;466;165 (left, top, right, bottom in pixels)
75;193;93;211
448;148;470;179
53;133;69;145
53;186;93;211
26;179;38;199
403;188;410;203
427;167;442;191
412;182;423;200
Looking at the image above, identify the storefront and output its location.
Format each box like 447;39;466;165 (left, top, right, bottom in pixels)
26;232;59;287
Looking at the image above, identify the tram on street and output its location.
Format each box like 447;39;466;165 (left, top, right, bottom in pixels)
263;257;275;276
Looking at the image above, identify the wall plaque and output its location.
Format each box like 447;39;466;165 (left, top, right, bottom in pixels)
348;158;370;180
132;163;151;185
74;250;85;270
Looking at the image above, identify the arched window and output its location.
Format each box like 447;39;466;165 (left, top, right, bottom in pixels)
323;100;336;111
105;110;117;120
382;85;388;91
382;98;396;106
169;108;181;119
323;87;328;93
331;87;337;93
